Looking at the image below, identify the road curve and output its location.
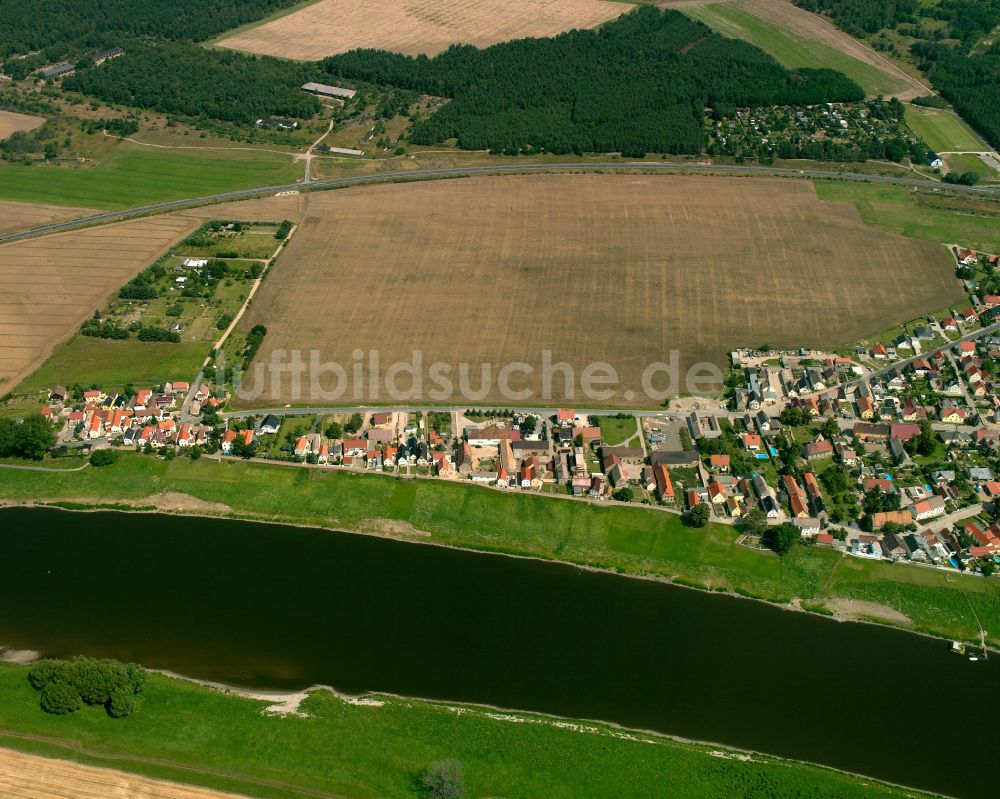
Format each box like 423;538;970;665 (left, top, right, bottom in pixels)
2;161;999;244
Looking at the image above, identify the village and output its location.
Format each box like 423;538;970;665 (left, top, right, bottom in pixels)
19;241;1000;583
707;98;933;165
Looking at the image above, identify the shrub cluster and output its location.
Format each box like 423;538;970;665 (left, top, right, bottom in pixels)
28;656;145;717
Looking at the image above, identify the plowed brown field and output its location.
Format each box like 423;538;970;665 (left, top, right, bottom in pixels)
0;746;253;799
217;0;628;59
0;200;97;238
235;174;960;408
0;111;44;140
0;215;198;394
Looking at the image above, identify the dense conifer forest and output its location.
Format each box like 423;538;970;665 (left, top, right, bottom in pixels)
321;8;864;156
0;0;302;59
63;43;319;125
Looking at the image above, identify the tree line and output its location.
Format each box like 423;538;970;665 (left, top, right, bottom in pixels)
321;7;863;156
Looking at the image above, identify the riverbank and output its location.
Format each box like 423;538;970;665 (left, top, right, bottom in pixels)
0;454;997;644
0;661;940;799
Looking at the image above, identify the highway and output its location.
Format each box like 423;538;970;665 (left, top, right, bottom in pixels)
2;160;1000;244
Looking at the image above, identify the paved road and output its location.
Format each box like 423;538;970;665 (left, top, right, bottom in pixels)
3;161;1000;244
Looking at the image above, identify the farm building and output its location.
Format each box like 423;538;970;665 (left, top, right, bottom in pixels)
91;47;124;65
302;82;356;99
40;63;75;79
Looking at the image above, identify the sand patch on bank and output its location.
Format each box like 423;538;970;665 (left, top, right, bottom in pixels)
358;518;432;538
138;492;233;514
825;597;913;626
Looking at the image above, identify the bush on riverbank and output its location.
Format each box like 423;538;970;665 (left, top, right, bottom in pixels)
28;656;144;717
89;449;119;467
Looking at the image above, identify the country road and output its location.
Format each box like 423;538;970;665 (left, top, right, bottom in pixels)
0;461;88;473
2;161;999;244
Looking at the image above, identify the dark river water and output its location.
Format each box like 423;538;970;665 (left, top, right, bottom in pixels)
0;507;996;798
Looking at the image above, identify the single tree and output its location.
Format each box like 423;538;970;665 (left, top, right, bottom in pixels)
688;503;711;528
421;760;465;799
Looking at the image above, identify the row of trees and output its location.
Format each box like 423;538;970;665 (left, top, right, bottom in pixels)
321;7;863;156
28;656;145;717
80;315;180;343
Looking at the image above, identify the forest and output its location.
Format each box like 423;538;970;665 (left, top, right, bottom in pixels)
321;7;863;156
795;0;1000;147
0;0;303;60
64;42;320;125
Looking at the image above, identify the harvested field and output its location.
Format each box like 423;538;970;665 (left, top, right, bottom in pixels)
217;0;628;59
0;200;97;238
0;746;252;799
236;174;959;408
665;0;929;99
0;110;44;139
0;215;198;395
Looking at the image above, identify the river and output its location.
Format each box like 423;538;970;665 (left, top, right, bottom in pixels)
0;507;995;798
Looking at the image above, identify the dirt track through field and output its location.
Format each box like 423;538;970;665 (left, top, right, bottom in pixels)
0;746;253;799
217;0;628;59
0;215;198;395
0;200;97;238
662;0;930;99
236;174;960;408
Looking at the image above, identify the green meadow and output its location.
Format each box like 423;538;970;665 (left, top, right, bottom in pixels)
814;180;1000;252
904;105;987;153
680;3;910;98
0;145;301;210
14;338;208;395
0;662;930;799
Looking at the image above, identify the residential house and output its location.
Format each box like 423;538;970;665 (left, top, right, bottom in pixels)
653;465;675;503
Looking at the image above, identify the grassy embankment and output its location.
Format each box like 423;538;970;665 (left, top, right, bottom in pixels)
0;454;997;643
0;661;929;799
679;3;910;98
0;145;301;210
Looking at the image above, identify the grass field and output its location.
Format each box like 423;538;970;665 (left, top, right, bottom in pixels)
904;105;986;153
0;214;199;396
236;174;958;408
944;153;998;181
0;110;44;139
598;414;638;445
0;453;996;643
813;182;1000;251
216;0;629;59
0;146;301;210
0;663;929;799
673;0;927;99
14;338;208;395
0;199;97;237
679;2;908;97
